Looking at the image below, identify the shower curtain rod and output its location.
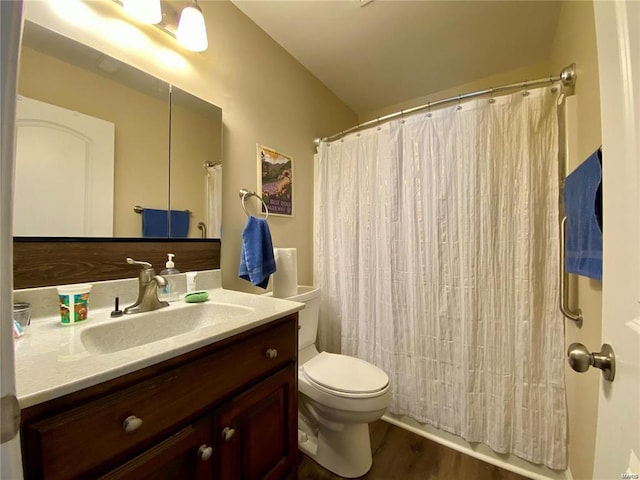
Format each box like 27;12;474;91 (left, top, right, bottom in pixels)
314;63;577;145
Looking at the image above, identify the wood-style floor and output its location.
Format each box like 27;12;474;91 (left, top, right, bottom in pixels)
298;420;529;480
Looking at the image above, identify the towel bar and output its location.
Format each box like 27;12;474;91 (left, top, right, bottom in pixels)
239;189;269;219
134;205;192;215
560;216;583;324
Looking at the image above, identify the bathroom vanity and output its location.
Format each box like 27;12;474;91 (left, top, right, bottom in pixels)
15;287;301;480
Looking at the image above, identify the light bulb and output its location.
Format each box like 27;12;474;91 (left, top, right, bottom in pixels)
123;0;162;24
176;2;208;52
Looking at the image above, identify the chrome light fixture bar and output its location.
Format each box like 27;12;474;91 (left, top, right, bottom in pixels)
113;0;209;52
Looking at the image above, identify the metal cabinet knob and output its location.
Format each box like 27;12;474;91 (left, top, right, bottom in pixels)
265;348;278;359
567;343;616;381
122;415;143;433
221;427;236;441
198;444;213;461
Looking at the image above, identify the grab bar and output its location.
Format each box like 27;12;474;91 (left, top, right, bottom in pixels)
560;216;582;324
197;222;207;238
239;188;269;219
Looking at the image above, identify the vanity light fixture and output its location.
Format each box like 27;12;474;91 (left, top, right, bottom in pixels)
113;0;209;52
176;0;208;52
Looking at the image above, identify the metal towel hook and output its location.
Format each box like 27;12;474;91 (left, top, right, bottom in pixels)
239;189;269;219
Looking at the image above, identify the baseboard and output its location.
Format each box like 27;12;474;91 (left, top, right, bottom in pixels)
382;413;571;480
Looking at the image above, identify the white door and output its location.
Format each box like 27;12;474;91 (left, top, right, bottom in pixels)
14;96;115;236
593;1;640;478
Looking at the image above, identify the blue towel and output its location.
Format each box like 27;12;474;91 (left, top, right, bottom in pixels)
142;209;190;238
564;149;603;280
169;210;190;238
142;208;169;238
239;216;276;288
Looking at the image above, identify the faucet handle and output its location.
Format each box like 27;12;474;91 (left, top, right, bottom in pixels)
126;257;152;269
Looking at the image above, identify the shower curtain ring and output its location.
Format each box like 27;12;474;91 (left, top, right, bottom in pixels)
523;81;530;97
489;88;496;104
376;117;381;131
400;110;405;124
427;102;432;118
456;95;462;110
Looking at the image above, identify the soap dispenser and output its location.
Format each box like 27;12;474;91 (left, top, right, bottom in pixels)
159;253;180;301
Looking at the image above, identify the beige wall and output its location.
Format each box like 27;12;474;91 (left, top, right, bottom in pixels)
360;61;552;124
23;0;356;286
550;2;603;480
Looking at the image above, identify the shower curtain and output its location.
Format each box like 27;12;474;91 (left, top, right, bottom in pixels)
315;86;567;469
206;164;222;238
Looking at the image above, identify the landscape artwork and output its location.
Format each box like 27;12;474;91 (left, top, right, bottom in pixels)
258;144;293;217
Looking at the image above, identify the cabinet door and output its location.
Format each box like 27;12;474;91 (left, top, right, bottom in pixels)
215;365;297;480
99;415;214;480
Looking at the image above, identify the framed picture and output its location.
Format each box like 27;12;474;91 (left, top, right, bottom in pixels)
257;144;294;217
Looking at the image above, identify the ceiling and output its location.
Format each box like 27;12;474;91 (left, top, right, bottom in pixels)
231;0;563;117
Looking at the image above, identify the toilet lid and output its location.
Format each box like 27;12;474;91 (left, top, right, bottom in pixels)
302;352;389;394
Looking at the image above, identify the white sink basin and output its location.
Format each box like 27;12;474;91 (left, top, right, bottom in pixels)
80;302;254;354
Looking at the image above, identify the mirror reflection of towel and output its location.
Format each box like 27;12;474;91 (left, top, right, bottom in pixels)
142;209;190;238
239;216;276;288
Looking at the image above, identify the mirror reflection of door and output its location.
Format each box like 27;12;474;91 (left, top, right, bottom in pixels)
14;95;115;236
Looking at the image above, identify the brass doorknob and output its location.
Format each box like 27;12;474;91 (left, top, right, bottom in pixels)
567;343;615;381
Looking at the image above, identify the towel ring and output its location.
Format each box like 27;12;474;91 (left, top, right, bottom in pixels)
239;188;269;219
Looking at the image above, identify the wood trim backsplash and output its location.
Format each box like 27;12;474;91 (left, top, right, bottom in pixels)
13;238;221;289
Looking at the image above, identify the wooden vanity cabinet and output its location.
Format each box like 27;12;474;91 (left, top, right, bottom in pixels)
20;314;298;480
215;367;296;480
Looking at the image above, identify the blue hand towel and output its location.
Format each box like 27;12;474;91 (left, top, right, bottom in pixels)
142;209;190;238
142;208;169;238
564;148;603;280
169;210;190;238
239;216;276;288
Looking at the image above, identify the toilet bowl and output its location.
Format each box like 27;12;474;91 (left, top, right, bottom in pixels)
280;286;392;478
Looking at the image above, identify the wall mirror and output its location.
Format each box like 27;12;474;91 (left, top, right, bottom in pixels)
15;20;222;239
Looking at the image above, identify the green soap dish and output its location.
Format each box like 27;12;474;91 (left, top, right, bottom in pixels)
184;291;209;303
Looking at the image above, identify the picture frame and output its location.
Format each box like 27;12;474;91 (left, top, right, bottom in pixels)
257;144;294;217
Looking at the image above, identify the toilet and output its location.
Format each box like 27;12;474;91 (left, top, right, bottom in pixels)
284;286;392;478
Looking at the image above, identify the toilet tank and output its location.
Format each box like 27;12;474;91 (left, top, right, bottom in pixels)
284;286;320;350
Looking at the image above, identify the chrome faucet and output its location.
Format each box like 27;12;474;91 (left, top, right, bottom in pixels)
124;258;169;314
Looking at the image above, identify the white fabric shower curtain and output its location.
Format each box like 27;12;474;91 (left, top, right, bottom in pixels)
315;86;567;469
206;164;222;238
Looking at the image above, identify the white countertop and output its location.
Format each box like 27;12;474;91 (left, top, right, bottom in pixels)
14;288;303;409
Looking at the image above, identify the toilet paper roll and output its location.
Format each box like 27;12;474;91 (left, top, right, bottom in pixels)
272;248;298;298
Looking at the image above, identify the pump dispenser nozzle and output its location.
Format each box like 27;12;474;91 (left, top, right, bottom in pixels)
166;253;175;269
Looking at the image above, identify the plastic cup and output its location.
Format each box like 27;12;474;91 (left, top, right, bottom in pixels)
57;284;92;325
13;302;31;329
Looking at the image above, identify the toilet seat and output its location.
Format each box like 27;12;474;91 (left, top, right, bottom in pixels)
301;352;389;399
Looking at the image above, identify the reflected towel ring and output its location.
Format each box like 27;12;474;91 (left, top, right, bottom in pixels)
239;188;269;219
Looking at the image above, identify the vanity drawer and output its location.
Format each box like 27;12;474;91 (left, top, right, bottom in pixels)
23;318;297;480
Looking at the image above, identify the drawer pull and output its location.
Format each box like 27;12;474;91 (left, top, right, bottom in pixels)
198;444;213;461
222;427;236;441
122;416;143;434
265;348;278;359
